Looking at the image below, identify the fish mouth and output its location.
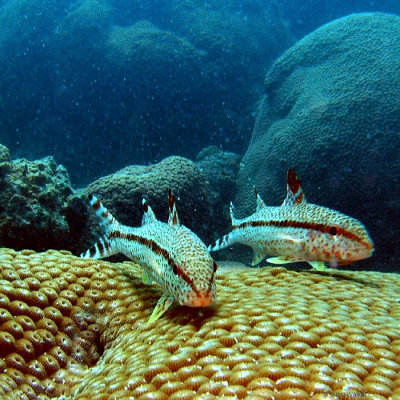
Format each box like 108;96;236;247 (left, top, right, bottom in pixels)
187;293;214;307
344;243;374;264
359;239;375;260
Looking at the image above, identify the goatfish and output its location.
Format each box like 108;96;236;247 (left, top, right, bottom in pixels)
81;189;217;322
208;169;374;270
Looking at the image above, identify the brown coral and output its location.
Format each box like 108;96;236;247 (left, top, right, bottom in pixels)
0;249;399;399
84;156;212;245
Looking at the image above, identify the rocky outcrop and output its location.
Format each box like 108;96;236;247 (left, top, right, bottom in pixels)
0;144;77;251
195;146;241;241
84;156;212;246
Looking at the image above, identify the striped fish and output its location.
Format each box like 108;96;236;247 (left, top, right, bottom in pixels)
209;169;374;270
82;189;217;322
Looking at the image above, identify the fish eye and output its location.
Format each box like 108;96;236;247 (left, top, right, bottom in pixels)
328;226;338;236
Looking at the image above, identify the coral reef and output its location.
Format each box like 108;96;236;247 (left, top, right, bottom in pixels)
84;156;212;245
236;13;400;271
0;149;237;255
195;146;241;243
0;145;76;251
0;248;399;399
0;0;294;185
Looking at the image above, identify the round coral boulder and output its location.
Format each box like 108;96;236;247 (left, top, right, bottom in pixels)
84;156;212;247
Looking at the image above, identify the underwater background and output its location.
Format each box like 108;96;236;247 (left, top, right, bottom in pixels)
0;2;400;400
0;0;400;272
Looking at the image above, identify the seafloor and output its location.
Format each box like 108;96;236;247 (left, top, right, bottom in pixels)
0;248;398;400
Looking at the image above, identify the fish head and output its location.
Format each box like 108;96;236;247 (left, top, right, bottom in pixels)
306;205;374;265
167;229;217;308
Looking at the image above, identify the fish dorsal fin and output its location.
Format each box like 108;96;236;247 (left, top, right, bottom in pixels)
167;188;180;226
229;202;239;225
141;198;157;225
282;169;307;206
254;187;266;211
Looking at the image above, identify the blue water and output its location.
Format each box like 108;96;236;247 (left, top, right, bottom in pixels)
0;0;397;185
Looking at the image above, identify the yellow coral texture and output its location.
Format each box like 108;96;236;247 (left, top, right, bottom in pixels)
0;248;399;400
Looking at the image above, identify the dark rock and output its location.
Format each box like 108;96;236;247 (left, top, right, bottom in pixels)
0;144;77;252
196;146;241;244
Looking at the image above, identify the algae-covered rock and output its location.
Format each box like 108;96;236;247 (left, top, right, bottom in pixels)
0;143;10;163
236;13;400;271
0;144;76;251
196;146;241;242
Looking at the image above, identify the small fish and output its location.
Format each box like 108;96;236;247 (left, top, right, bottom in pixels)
82;189;217;322
209;169;374;270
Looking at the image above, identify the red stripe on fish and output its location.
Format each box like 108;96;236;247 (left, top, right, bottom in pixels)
108;229;212;297
232;219;372;249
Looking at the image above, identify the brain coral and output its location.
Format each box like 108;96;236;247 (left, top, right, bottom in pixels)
235;13;400;271
84;156;212;245
0;248;399;399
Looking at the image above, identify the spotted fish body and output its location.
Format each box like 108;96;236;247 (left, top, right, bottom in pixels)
209;169;374;270
82;189;217;322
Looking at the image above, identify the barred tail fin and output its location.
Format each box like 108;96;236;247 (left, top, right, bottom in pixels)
81;194;120;259
81;235;117;259
208;233;233;252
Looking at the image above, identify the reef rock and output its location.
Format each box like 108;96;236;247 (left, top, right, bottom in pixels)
163;0;294;124
84;156;212;246
236;13;400;271
0;144;77;251
195;146;241;241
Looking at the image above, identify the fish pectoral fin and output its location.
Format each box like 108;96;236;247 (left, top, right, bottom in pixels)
266;256;298;265
142;268;153;284
252;250;266;266
308;261;326;271
148;294;175;323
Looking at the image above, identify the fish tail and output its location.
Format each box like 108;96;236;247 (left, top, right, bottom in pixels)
208;202;240;252
208;232;234;252
81;194;120;259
